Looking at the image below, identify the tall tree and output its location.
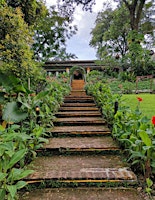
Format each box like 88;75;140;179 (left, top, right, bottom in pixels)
90;5;130;59
119;0;146;30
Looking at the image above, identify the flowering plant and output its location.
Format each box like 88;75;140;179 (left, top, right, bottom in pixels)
151;116;155;126
137;97;143;102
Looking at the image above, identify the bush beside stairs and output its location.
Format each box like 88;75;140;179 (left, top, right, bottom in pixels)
20;80;144;200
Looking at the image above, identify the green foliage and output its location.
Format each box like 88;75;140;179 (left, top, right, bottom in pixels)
0;6;38;80
126;30;153;75
69;66;86;80
0;126;34;200
32;5;77;61
112;98;155;179
6;0;48;26
122;94;155;120
86;70;155;192
90;1;155;75
86;70;106;83
2;102;28;123
0;71;70;199
145;178;153;195
86;73;120;126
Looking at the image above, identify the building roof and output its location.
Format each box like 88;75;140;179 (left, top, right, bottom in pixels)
43;60;103;72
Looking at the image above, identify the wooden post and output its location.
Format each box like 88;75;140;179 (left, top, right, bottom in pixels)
87;67;90;74
28;78;30;90
114;101;118;115
66;67;70;74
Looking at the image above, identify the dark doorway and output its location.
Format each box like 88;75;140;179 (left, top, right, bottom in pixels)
73;70;83;80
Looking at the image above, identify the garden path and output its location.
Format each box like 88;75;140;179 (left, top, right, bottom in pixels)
20;81;145;200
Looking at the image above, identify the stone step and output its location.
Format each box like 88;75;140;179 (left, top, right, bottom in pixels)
19;188;144;200
64;96;94;103
61;102;96;107
47;125;111;136
70;90;86;96
64;99;94;103
71;80;85;90
24;155;137;186
65;95;93;99
59;107;99;111
38;136;120;154
54;117;106;125
56;111;102;117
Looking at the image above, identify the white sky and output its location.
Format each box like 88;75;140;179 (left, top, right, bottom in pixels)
45;0;116;60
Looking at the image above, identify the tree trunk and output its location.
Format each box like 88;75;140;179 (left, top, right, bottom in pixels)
123;0;146;31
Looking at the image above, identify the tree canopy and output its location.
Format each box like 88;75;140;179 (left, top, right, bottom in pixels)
90;5;130;59
90;1;155;75
0;5;37;80
32;5;77;62
5;0;48;25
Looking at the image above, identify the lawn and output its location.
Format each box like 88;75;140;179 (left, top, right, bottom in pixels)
122;93;155;120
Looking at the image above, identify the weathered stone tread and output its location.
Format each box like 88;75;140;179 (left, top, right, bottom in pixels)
48;125;110;134
54;117;106;124
56;111;101;117
25;155;137;182
19;188;144;200
43;136;119;149
59;107;99;111
61;103;96;107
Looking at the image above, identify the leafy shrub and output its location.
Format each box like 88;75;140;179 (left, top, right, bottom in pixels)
112;103;155;178
85;79;120;127
0;72;70;199
86;70;155;180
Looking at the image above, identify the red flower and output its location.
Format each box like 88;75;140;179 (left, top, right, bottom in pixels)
137;97;143;102
152;116;155;125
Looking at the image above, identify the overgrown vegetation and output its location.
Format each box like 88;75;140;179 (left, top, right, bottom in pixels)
86;70;155;196
0;72;70;200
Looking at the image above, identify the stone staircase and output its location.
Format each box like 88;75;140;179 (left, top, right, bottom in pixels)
71;80;85;90
20;86;144;199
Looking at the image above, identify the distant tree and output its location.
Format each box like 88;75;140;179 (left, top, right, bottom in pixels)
32;5;77;62
90;5;130;59
90;1;155;75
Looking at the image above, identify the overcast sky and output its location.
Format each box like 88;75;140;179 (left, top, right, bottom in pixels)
45;0;115;60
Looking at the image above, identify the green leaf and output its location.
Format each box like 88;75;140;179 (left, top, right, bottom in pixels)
0;172;7;181
15;85;27;93
7;185;17;198
35;91;49;100
0;92;5;103
16;181;27;189
0;189;6;200
0;125;5;131
146;178;153;188
11;168;34;181
33;126;44;138
139;130;152;146
2;101;28;123
6;149;27;170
